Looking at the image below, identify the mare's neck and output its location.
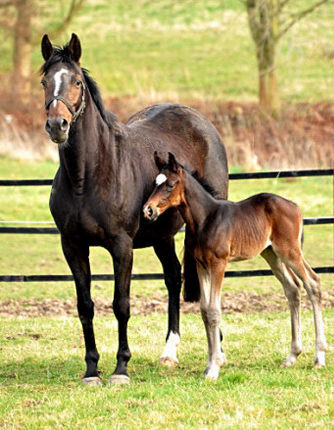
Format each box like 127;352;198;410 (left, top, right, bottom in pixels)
178;170;218;233
58;89;117;195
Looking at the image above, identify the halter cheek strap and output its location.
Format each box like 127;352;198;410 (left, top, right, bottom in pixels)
45;81;86;124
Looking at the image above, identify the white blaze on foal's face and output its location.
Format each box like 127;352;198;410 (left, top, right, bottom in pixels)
155;173;167;186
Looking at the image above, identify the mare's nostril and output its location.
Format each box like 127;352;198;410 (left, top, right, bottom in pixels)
61;118;69;132
45;119;52;133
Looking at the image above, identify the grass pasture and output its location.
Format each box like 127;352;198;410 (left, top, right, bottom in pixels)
0;158;333;428
1;313;334;429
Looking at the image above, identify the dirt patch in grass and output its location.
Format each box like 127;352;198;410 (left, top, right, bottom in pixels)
1;289;333;318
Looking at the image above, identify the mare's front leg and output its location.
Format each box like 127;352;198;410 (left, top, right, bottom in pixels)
154;239;182;367
109;233;134;385
61;237;102;386
197;260;227;380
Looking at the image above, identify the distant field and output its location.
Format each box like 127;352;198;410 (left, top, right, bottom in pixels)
1;0;334;102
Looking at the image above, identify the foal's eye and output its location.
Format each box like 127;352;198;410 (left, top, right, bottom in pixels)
166;183;174;191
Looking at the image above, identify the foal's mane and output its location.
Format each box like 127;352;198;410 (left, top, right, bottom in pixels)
164;160;219;199
189;169;220;199
40;42;118;127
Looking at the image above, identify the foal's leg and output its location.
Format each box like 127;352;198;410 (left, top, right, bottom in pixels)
261;247;303;367
61;237;102;386
281;252;327;367
197;261;227;380
154;239;182;367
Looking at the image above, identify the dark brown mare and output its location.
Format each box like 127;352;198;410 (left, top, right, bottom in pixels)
143;152;327;380
40;34;228;385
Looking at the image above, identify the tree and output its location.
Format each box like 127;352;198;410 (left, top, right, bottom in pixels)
240;0;333;117
0;0;85;104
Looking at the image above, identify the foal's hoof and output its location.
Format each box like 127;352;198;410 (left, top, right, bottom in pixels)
314;363;325;369
108;374;130;386
159;356;179;367
82;376;103;386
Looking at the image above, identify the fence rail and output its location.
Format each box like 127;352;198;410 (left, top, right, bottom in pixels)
0;168;333;281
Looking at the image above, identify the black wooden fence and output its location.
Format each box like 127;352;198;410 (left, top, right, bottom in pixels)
0;168;333;282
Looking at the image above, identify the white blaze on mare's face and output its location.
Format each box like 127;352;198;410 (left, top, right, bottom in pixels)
156;173;167;186
52;68;69;108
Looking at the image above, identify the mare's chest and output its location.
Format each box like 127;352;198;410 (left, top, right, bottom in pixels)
49;183;139;242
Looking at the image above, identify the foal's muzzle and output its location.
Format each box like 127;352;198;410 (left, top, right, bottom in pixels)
45;116;69;144
143;205;158;222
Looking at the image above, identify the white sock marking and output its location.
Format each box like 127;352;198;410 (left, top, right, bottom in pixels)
160;332;180;362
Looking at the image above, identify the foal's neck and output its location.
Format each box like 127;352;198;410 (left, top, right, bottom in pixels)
179;170;218;233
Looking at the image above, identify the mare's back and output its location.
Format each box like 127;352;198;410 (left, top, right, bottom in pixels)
126;103;228;199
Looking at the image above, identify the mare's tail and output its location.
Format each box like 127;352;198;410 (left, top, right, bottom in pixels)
182;231;200;302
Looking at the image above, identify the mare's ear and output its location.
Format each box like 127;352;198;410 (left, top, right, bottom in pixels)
69;33;82;64
41;34;54;61
154;151;167;170
168;152;179;173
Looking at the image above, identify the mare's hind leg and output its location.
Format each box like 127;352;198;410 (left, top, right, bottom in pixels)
61;237;102;386
154;239;182;367
281;252;327;367
261;247;303;367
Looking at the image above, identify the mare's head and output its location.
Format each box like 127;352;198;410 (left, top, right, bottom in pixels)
143;151;184;221
40;33;86;144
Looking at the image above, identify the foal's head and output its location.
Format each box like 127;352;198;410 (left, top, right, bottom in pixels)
40;33;86;145
143;152;184;221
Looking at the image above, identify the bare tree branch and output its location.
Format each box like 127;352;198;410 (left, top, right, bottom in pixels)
0;0;17;7
50;0;85;38
278;0;334;39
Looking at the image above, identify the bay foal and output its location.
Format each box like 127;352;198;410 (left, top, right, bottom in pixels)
143;152;327;380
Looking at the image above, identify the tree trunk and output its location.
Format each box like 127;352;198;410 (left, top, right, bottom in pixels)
246;0;281;117
12;0;32;105
257;41;281;118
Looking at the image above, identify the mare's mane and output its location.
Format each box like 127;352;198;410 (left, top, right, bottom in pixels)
40;42;118;127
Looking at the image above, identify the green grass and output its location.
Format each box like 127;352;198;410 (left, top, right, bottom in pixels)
1;312;334;429
1;1;334;102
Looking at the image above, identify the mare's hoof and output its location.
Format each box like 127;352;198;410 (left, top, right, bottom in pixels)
82;376;103;386
108;374;130;385
159;356;179;367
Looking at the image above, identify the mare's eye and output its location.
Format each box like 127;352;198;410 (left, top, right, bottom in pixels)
75;79;82;88
41;79;46;88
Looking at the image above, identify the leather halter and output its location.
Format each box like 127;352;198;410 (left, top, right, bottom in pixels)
45;81;86;124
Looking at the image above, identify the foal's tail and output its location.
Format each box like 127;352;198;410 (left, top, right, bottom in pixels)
182;239;200;303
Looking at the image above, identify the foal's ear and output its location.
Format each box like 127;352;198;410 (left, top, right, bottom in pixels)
68;33;82;64
168;152;179;173
41;34;54;61
154;151;167;170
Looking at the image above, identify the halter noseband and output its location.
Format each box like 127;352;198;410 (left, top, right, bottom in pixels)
45;81;86;124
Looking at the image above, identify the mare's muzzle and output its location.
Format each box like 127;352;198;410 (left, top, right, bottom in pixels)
45;116;69;144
